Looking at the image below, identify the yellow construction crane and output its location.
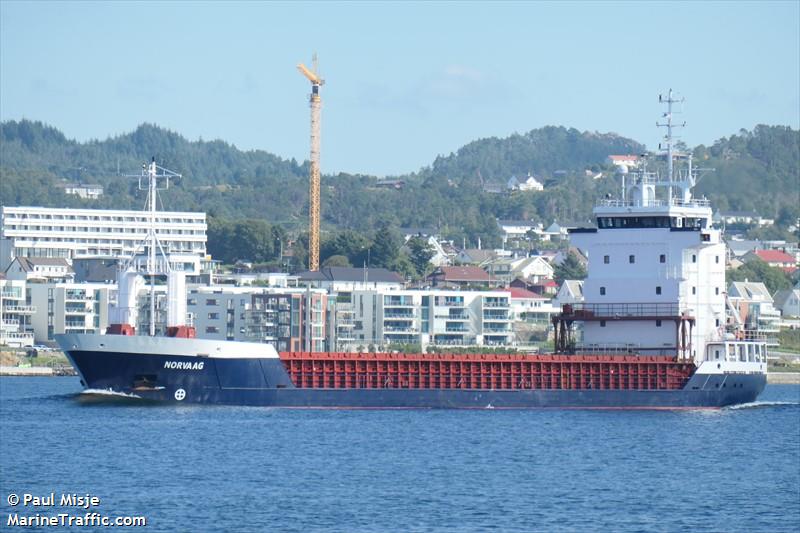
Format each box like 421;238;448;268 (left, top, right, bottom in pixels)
297;55;324;271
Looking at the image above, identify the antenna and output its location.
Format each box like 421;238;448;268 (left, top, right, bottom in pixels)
656;89;686;185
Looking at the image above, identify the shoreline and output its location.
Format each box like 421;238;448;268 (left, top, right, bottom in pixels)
767;372;800;384
0;366;76;377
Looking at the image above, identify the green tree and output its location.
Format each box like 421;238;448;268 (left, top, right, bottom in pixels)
554;251;587;285
407;236;435;277
322;254;352;267
371;223;401;269
389;253;417;280
728;260;792;294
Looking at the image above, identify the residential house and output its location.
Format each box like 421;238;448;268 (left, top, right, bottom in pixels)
503;287;558;325
554;280;585;307
773;285;800;318
727;281;781;343
743;250;798;274
606;155;640;171
497;219;539;244
455;249;495;266
297;267;405;292
428;266;501;289
718;211;774;226
507;173;544;192
726;239;763;261
4;257;74;282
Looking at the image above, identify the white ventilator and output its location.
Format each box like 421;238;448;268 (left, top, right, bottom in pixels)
111;268;143;327
167;271;187;328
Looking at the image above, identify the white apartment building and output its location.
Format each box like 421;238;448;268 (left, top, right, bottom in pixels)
27;282;112;343
187;285;329;352
0;206;207;272
344;288;513;351
0;277;36;347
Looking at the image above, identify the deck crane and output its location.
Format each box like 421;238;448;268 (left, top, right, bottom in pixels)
297;56;324;271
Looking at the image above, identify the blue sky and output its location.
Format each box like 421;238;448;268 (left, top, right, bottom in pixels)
1;1;798;176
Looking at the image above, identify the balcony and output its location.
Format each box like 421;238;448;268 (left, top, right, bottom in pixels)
431;335;477;346
2;305;36;314
384;311;416;319
483;312;510;321
434;297;465;308
383;325;417;333
65;306;92;314
0;331;34;346
435;312;469;321
65;293;93;302
1;290;23;299
483;300;509;309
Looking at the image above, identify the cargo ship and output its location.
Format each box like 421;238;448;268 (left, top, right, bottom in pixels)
56;92;767;408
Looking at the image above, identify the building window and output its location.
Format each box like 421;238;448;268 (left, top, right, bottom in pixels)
692;254;697;263
692;287;696;295
206;299;217;306
715;287;719;295
715;255;720;264
600;287;606;296
205;326;219;334
659;254;666;263
656;286;662;295
208;312;219;320
629;255;635;264
600;321;606;327
656;320;662;327
604;255;610;264
715;319;720;327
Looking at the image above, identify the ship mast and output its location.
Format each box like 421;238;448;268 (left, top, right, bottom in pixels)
133;158;182;336
656;89;685;197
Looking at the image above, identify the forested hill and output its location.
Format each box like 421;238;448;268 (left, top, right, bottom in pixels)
418;127;644;187
1;120;798;247
692;125;799;220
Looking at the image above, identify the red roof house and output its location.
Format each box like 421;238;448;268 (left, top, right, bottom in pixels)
745;250;798;273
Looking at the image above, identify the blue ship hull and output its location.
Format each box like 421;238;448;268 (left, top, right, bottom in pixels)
65;348;767;409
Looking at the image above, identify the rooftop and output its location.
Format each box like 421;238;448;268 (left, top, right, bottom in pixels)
752;250;796;264
297;267;404;284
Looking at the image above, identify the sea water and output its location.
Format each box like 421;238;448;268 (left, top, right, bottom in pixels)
1;377;798;532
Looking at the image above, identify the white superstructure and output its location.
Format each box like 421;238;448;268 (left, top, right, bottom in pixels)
566;91;765;370
0;205;207;271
